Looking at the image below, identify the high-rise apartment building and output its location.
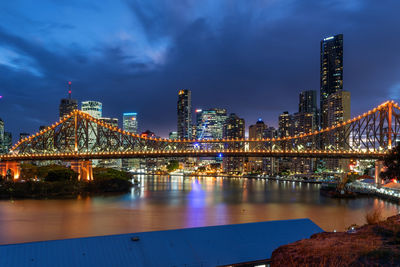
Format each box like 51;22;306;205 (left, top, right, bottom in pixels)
177;90;192;139
59;81;78;119
278;112;292;137
223;113;245;173
299;90;317;114
320;34;343;129
195;108;227;140
326;90;351;172
81;101;102;118
123;113;138;133
247;119;267;173
3;132;12;153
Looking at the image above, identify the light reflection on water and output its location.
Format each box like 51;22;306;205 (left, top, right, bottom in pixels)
0;175;399;244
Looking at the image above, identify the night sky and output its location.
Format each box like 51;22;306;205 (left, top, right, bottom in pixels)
1;0;400;140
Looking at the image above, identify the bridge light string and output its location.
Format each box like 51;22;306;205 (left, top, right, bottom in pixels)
9;100;399;153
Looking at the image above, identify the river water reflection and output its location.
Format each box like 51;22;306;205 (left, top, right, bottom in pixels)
0;175;399;244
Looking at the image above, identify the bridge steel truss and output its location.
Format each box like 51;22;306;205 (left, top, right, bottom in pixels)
2;101;400;162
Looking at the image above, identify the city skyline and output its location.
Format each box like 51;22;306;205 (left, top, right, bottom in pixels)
1;1;400;139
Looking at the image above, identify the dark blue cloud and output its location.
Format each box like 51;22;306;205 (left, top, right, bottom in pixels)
1;0;400;142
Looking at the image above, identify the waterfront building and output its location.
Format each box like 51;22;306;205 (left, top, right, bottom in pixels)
326;90;351;172
196;108;227;140
223;113;245;173
264;126;279;175
123;113;138;133
81;101;102;118
122;113;138;170
247;119;267;173
320;34;343;129
177;89;192;139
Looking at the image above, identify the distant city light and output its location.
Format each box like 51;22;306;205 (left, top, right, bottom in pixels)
323;36;334;41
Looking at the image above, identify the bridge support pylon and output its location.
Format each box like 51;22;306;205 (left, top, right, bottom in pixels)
375;160;384;187
0;161;21;180
70;160;93;181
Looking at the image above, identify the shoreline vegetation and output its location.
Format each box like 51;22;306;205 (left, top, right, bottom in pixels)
0;164;137;199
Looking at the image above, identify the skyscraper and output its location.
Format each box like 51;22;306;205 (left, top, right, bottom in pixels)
223;113;245;173
299;90;317;114
123;113;138;133
0;118;4;153
177;90;192;139
3;132;12;153
248;119;267;173
195;108;227;140
326;90;351;172
320;34;343;129
81;101;102;118
278;112;292;137
59;82;77;119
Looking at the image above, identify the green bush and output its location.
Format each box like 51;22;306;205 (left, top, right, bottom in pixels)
93;168;131;181
45;169;78;182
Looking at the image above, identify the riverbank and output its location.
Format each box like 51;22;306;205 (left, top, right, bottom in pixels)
0;178;136;199
163;172;330;184
270;214;400;266
346;181;400;202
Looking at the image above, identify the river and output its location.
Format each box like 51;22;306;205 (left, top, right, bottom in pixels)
0;175;399;245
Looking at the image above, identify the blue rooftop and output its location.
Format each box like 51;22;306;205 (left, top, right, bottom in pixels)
0;219;322;267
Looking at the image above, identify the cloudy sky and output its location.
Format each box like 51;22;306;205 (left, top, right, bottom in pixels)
1;0;400;139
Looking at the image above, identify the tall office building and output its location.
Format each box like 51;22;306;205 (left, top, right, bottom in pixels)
247;119;267;173
278;112;292;137
59;99;78;119
177;90;192;139
299;90;317;114
0;118;4;153
123;113;138;133
3;132;12;153
122;112;139;171
195;108;227;140
320;34;343;129
59;82;78;119
326;90;351;172
81;101;102;118
223;114;245;173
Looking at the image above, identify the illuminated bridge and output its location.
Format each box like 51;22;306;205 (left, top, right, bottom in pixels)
1;100;400;180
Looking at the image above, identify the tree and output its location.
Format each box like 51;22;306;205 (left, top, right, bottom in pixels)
166;160;179;172
45;168;78;182
380;144;400;182
20;163;38;180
